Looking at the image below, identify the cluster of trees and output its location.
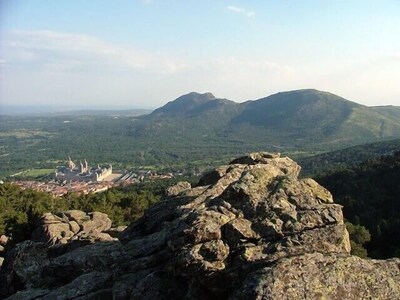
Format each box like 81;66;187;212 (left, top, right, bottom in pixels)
0;179;187;247
345;221;371;258
0;183;63;244
316;151;400;258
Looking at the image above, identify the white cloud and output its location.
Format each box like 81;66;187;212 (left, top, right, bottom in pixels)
1;29;306;106
5;30;398;107
2;30;300;106
228;6;255;17
291;55;400;106
1;30;191;107
390;52;400;60
3;30;187;74
172;57;297;101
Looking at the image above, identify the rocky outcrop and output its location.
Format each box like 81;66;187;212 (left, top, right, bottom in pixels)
233;253;400;299
1;152;399;299
165;181;191;197
31;210;117;245
0;235;8;269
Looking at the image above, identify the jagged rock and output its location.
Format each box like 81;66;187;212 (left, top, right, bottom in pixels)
1;152;399;299
47;223;73;242
39;213;64;225
0;235;8;269
81;212;112;233
70;231;115;243
232;253;400;299
229;152;281;165
31;210;115;245
166;181;192;196
68;221;80;234
0;240;127;299
105;226;128;238
62;210;89;223
0;235;9;246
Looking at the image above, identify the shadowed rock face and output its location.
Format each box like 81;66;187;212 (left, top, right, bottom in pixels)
1;152;399;299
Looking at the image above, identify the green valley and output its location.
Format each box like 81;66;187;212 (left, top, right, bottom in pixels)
1;89;400;179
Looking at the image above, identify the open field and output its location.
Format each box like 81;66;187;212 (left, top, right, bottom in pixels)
15;169;55;178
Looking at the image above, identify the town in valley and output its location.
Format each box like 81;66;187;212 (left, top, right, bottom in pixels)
11;157;181;197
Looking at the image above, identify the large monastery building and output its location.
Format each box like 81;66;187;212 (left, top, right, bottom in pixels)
55;157;112;182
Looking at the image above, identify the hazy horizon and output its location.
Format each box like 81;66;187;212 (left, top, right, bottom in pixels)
0;103;154;115
1;1;400;108
3;87;400;117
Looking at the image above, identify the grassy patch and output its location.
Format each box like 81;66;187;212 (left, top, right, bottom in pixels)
23;169;54;177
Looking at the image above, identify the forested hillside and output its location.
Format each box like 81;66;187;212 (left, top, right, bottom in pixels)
2;89;400;178
316;151;400;258
142;89;400;150
298;138;400;176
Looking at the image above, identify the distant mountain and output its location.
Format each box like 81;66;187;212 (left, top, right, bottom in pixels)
371;105;400;120
233;89;356;128
136;92;242;139
150;92;217;116
148;92;239;118
138;89;400;151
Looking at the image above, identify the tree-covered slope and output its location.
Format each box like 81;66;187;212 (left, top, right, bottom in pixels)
316;151;400;258
371;105;400;120
149;92;228;116
298;138;400;176
229;89;400;148
233;89;356;130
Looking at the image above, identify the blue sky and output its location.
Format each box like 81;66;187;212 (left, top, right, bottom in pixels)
1;0;400;109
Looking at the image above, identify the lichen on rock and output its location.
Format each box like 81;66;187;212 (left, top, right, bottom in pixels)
1;152;399;299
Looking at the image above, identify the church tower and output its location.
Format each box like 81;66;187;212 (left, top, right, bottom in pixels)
84;159;88;173
66;157;75;170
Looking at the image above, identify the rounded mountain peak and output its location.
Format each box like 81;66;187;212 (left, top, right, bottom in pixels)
151;92;217;116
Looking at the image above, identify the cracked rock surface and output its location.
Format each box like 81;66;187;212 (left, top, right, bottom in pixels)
1;152;399;299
